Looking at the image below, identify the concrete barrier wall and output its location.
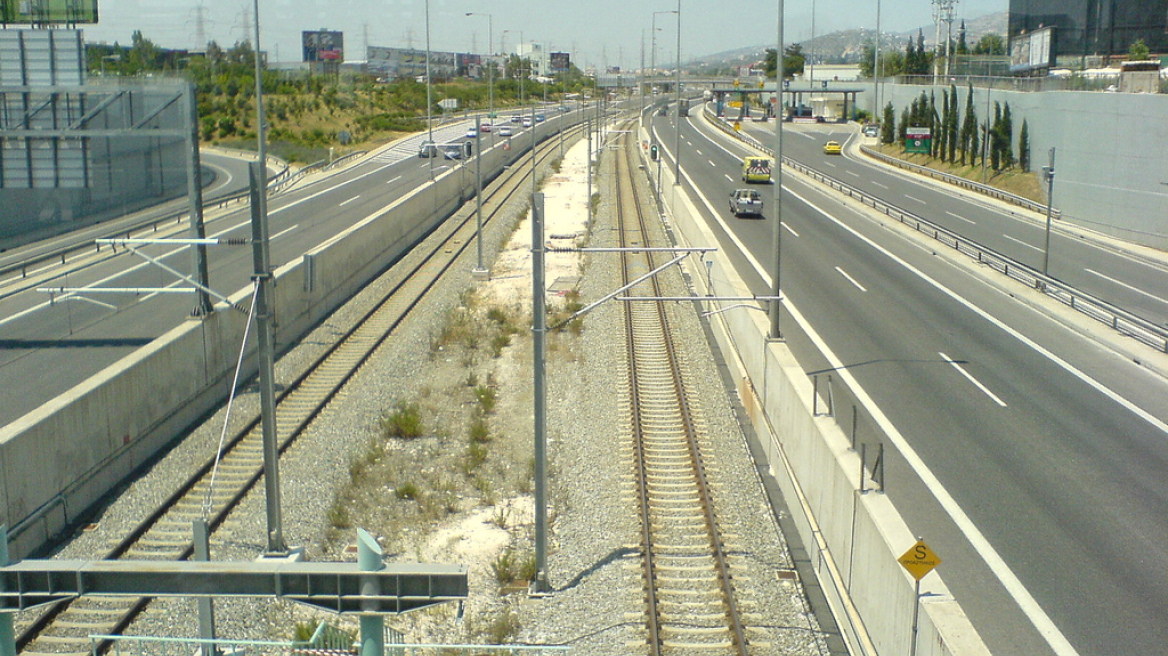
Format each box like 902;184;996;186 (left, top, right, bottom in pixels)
0;115;579;559
878;82;1168;249
643;128;989;656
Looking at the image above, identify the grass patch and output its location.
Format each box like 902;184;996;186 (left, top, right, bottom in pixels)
474;385;496;413
870;143;1044;203
469;417;491;443
394;482;419;500
380;402;423;438
550;289;585;334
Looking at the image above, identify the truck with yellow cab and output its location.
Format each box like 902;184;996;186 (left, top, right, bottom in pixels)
741;156;772;183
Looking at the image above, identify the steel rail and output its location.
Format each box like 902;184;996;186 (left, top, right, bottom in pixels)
614;122;749;656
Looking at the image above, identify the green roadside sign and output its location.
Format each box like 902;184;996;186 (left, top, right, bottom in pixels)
905;126;931;154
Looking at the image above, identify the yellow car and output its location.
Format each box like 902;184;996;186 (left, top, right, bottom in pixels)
823;140;842;155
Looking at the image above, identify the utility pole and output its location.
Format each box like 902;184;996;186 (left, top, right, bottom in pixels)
1042;147;1056;276
770;0;785;340
248;161;286;556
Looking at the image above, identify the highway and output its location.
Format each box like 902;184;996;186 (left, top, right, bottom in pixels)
650;106;1168;656
0;107;580;428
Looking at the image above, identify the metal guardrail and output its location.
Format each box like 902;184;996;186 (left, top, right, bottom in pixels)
858;144;1058;219
702;106;1168;353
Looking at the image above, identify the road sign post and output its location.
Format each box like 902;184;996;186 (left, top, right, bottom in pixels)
899;538;941;656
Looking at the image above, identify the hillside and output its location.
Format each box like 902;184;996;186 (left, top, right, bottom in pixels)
691;11;1007;68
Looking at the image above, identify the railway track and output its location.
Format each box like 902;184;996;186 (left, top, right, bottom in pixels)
15;122;587;656
612;125;751;656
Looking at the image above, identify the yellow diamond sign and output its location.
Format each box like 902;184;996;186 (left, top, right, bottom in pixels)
898;539;941;581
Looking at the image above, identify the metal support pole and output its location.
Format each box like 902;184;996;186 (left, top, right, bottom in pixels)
0;526;14;656
357;529;385;656
586;118;593;216
874;0;882;116
193;520;217;656
532;192;549;593
1042;147;1056;276
531;104;537;199
251;0;267;190
426;0;434;180
248;161;286;556
769;0;785;340
910;575;922;656
673;0;682;184
474;116;487;277
184;83;213;316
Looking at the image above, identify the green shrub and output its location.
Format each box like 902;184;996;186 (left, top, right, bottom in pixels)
381;402;423;438
474;385;496;413
469;417;491;443
394;482;418;500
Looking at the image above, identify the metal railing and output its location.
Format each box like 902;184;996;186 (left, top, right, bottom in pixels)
858;144;1057;218
702;106;1168;353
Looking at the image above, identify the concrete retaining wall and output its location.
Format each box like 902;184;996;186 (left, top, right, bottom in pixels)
0;115;576;559
875;82;1168;249
642;127;989;656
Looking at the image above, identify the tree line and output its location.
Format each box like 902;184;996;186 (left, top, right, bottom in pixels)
859;26;1007;78
879;84;1032;174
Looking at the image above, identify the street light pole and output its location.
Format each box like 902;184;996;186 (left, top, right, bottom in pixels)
770;0;785;340
673;0;682;184
425;0;434;179
466;12;493;120
1042;147;1056;276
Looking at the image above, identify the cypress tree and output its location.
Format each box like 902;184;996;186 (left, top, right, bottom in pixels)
881;102;896;144
939;90;950;160
930;91;940;158
1019;119;1031;172
948;84;959;162
960;84;978;165
990;101;1002;171
1001;102;1014;169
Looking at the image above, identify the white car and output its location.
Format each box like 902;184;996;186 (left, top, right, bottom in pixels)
497;125;513;137
522;118;533;128
465;127;478;139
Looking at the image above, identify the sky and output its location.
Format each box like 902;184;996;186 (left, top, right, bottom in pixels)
77;0;1008;69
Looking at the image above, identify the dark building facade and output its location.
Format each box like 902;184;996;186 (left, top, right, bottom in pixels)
1009;0;1168;66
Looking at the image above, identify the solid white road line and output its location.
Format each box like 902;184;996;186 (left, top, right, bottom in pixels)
940;351;1008;407
776;181;1168;656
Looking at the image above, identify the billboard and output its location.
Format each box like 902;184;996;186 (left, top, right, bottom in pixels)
368;46;458;79
550;52;570;72
1009;26;1054;74
303;30;344;62
1;0;97;25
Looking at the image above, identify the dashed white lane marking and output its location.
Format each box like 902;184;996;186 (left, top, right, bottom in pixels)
1085;268;1168;304
835;266;867;292
940;351;1008;407
1003;234;1042;253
